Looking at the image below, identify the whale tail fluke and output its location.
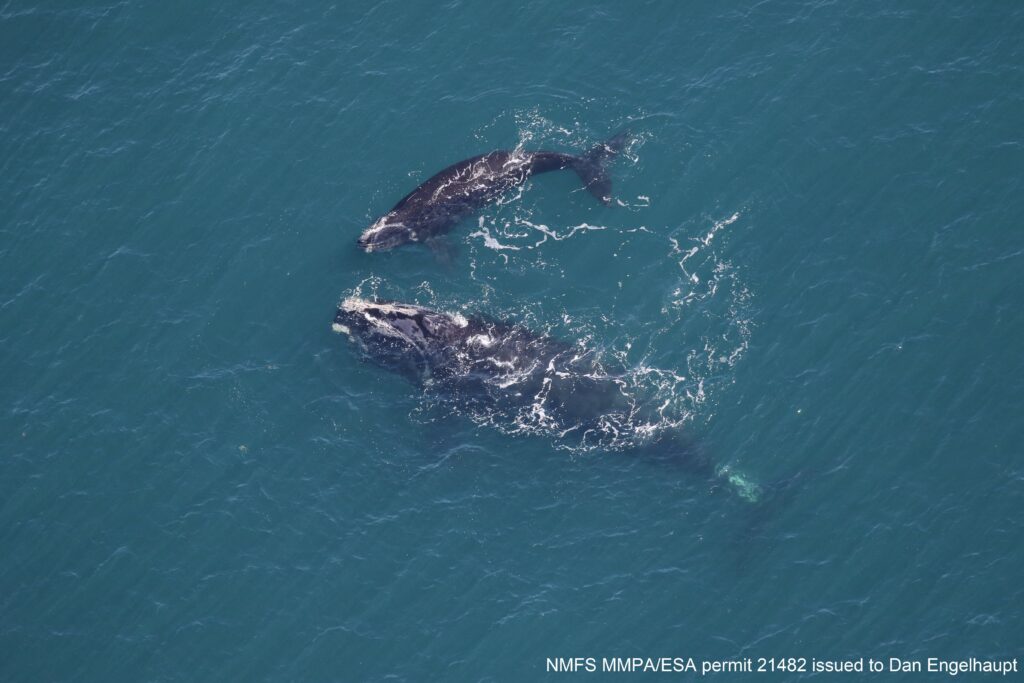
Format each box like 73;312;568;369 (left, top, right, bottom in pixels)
714;465;765;504
641;431;770;504
573;131;632;206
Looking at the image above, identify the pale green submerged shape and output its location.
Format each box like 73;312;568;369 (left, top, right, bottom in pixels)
716;466;763;504
2;1;1024;681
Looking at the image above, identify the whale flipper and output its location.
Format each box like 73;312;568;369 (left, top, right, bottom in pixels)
572;131;632;206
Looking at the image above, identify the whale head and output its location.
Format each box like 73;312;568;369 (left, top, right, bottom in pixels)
357;213;415;252
333;297;470;369
333;297;427;351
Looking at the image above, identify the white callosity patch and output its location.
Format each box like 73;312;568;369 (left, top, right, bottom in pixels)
467;333;495;348
339;297;423;345
361;215;404;237
337;297;468;351
340;296;424;319
358;215;407;251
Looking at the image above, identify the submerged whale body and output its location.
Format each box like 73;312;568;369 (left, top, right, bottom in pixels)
357;132;631;253
332;297;762;501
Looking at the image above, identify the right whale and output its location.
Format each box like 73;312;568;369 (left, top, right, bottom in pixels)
357;132;632;253
332;296;763;502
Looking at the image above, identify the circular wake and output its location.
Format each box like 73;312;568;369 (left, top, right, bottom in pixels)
346;114;754;457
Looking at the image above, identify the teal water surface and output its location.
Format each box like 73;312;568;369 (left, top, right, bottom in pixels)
2;2;1023;681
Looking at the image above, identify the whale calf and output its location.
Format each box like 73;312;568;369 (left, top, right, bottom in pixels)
357;133;631;253
332;296;762;501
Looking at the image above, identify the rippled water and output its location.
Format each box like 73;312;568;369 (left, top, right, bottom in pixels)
2;2;1022;681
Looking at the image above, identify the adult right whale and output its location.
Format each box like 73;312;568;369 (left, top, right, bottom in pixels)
332;296;763;502
357;132;631;253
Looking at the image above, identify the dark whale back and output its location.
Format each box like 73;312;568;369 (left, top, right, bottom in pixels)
390;150;574;216
357;133;632;252
333;296;765;502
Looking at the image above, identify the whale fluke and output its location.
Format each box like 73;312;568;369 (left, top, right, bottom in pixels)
571;131;632;206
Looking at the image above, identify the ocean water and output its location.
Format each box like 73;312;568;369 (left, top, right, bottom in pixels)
2;1;1023;681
